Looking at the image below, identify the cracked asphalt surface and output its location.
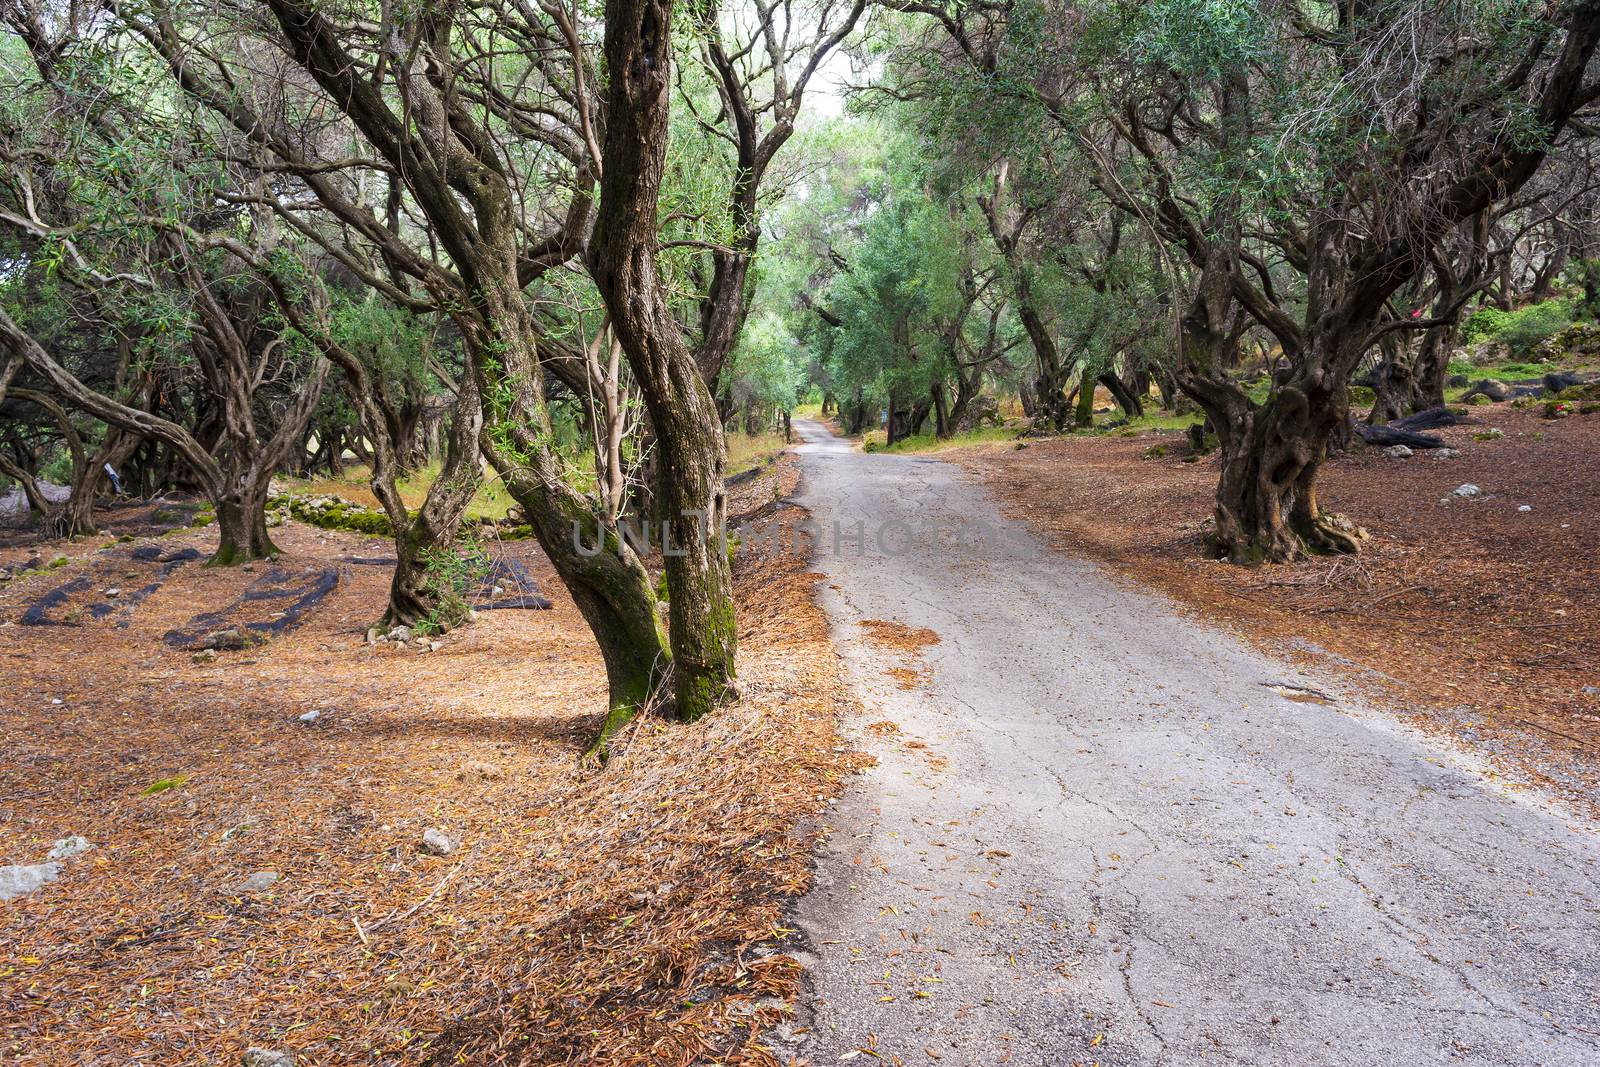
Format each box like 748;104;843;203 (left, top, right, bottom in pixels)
787;419;1600;1066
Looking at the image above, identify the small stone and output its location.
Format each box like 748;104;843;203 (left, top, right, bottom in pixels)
47;836;92;861
242;1049;295;1067
0;862;62;901
427;640;442;653
1431;448;1461;460
193;649;219;664
1452;484;1482;498
365;627;381;645
1382;444;1413;458
1583;686;1600;696
104;587;121;598
242;563;255;572
203;626;250;651
457;760;505;782
491;584;505;597
1518;504;1533;513
379;976;415;1000
420;828;459;856
387;625;412;643
237;871;280;893
50;698;63;705
297;710;321;724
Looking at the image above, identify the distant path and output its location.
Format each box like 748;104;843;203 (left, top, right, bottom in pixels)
788;418;1600;1066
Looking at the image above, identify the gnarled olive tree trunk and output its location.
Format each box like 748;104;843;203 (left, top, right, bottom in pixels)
1175;253;1369;564
592;0;737;722
4;387;96;537
473;306;669;744
382;374;483;628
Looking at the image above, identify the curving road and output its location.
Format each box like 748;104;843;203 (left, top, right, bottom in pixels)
785;418;1600;1067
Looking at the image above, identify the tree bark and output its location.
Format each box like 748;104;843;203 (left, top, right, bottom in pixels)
382;373;483;627
592;0;737;722
212;483;279;566
1098;371;1144;418
1073;366;1096;428
7;387;96;537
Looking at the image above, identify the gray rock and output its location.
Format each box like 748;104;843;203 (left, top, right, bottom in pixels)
104;587;121;598
202;626;250;651
1518;504;1533;513
47;836;93;861
1465;377;1514;402
387;624;412;643
1383;444;1413;458
296;709;321;724
1583;686;1600;696
237;871;280;893
1452;483;1482;498
1431;448;1461;460
242;1049;295;1067
420;828;459;856
457;760;505;782
0;862;62;901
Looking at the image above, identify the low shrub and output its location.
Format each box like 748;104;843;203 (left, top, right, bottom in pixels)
1462;299;1574;357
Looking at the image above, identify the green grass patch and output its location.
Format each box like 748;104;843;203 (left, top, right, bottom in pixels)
278;461;516;522
1106;410;1203;433
862;425;1018;454
1462;299;1574;356
726;431;789;476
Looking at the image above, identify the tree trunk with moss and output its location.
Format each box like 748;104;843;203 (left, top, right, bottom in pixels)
242;0;671;750
211;481;279;566
375;365;483;628
481;375;669;749
1176;256;1369;563
1073;366;1096;428
592;0;738;722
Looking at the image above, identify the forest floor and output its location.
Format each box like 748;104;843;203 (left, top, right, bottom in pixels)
958;401;1600;809
0;455;865;1066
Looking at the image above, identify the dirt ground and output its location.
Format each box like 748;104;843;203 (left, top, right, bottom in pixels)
960;403;1600;810
0;457;863;1066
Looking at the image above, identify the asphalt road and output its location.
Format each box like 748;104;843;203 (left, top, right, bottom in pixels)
786;418;1600;1067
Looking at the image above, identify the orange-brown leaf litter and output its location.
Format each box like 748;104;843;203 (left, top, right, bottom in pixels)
0;456;866;1066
